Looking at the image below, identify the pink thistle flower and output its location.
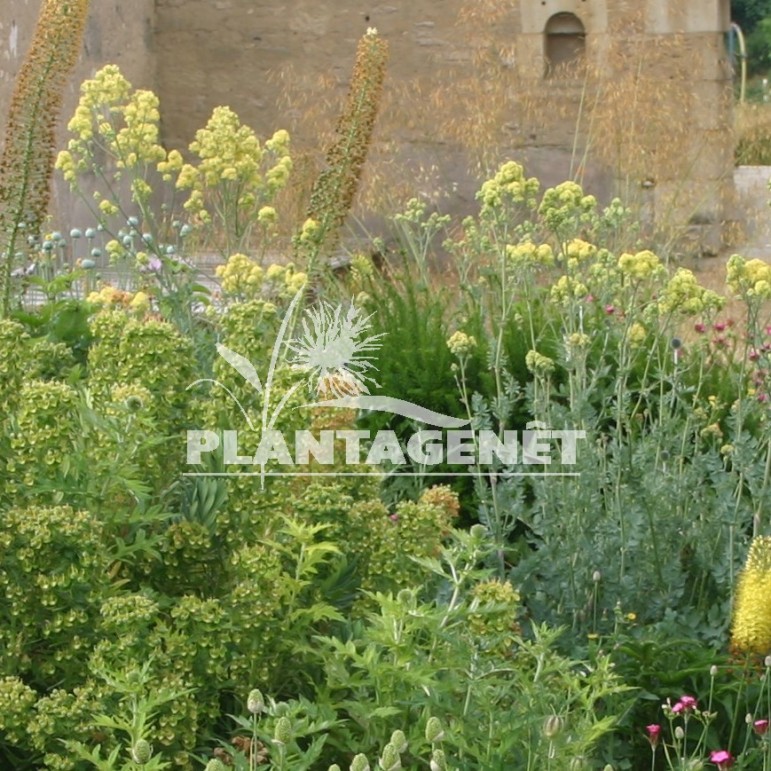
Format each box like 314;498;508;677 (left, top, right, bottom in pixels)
750;349;761;362
754;718;769;735
604;304;615;315
713;322;727;332
695;322;707;334
709;749;734;769
645;724;661;748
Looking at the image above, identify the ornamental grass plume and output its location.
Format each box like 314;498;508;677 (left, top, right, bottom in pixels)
731;536;771;655
303;28;389;260
0;0;91;316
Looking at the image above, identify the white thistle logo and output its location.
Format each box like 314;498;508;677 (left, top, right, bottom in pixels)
186;290;586;477
287;301;384;398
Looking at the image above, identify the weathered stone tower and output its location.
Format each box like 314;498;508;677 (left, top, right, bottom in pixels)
0;0;735;250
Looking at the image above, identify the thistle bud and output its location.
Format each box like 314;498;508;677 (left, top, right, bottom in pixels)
389;730;408;754
131;739;152;764
273;716;292;746
350;754;371;771
247;689;265;715
425;717;445;744
378;742;401;771
430;749;447;771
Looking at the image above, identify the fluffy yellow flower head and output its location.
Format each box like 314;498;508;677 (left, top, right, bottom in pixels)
659;268;726;316
506;241;554;268
447;331;477;357
732;536;771;655
564;238;597;270
525;349;556;375
618;250;663;280
726;255;771;299
215;253;264;297
625;322;647;348
550;275;588;305
478;161;540;214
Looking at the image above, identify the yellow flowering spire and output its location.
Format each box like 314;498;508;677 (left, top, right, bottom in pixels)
731;536;771;655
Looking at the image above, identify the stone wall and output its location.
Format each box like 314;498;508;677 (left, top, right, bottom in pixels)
0;0;735;250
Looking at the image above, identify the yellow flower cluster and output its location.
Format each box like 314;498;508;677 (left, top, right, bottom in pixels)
625;322;647;348
87;284;149;313
56;65;166;195
732;536;771;654
618;249;664;280
658;268;725;316
550;274;588;305
446;330;477;357
538;181;597;231
177;106;292;223
215;253;264;297
525;349;556;375
564;238;598;270
566;332;591;349
726;254;771;299
216;255;308;300
477;161;540;214
506;241;554;268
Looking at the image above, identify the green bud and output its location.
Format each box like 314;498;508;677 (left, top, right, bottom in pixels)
328;766;342;771
350;754;371;771
425;716;445;744
131;739;152;764
247;688;265;715
205;761;227;771
389;729;408;754
273;716;292;745
469;524;487;540
542;715;563;739
378;742;401;771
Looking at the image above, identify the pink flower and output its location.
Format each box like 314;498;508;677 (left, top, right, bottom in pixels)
713;322;727;332
709;749;734;769
672;695;697;714
754;718;769;735
389;513;399;523
645;724;661;748
604;304;615;315
695;322;707;334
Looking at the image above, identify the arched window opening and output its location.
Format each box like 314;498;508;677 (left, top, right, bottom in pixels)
545;12;586;76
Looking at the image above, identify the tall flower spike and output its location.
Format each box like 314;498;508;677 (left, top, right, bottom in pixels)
0;0;91;315
303;29;389;260
731;536;771;654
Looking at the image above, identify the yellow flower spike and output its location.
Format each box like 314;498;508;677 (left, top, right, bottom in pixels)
732;537;771;655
